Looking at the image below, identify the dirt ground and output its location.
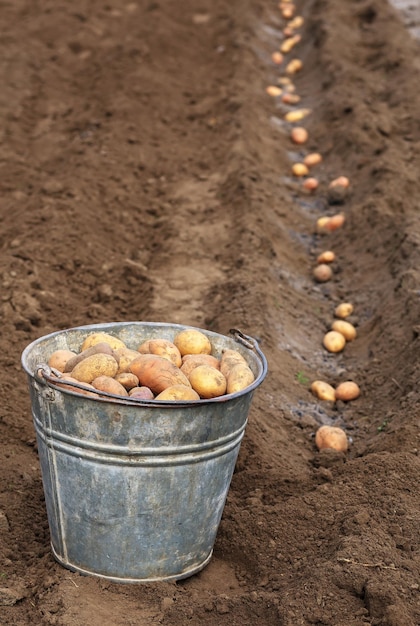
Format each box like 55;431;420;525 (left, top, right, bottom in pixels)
0;0;419;624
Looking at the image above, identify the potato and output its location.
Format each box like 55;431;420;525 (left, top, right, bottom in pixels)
313;264;333;283
226;364;255;394
288;16;304;29
323;331;346;353
128;386;154;400
334;302;354;319
317;251;335;264
290;127;308;144
317;214;345;233
115;372;139;390
304;153;323;167
48;349;77;372
155;385;200;401
284;107;310;122
327;184;348;205
280;34;300;53
335;381;360;401
292;163;309;177
92;376;128;397
286;59;303;75
271;51;284;65
189;365;227;399
266;85;283;97
331;320;357;341
316;216;332;233
81;332;127;352
326;214;346;231
114;347;143;374
220;349;248;378
282;92;301;104
180;354;220;378
278;76;293;87
129;354;191;394
281;5;295;19
329;176;350;189
315;425;348;452
310;380;336;402
303;177;319;192
64;342;117;373
181;354;220;367
71;353;119;384
173;329;212;356
52;374;96;397
137;338;182;367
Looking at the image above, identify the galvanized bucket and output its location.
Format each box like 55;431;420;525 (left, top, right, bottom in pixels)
21;322;267;583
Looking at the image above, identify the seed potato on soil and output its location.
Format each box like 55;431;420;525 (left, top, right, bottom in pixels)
310;380;336;402
2;0;420;625
303;152;322;167
271;51;284;64
323;330;347;353
292;162;309;177
302;176;319;191
317;250;335;263
285;58;303;74
284;107;311;122
266;85;283;97
335;381;361;401
290;126;309;144
313;263;333;282
334;302;354;318
316;213;346;232
315;425;349;452
331;319;357;341
282;92;301;104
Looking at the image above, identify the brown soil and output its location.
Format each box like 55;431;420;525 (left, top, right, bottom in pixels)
1;0;419;624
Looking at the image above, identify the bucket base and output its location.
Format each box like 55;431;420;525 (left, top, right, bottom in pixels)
50;543;213;584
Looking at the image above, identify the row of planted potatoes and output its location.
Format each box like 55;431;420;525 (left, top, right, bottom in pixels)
268;1;360;453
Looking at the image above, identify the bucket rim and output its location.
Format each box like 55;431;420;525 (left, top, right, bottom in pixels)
21;321;268;407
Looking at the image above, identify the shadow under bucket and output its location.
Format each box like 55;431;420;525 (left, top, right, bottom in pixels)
21;322;267;583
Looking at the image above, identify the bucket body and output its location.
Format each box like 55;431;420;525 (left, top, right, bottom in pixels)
21;322;267;583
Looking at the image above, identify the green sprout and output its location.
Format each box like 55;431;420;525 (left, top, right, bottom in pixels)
296;371;310;386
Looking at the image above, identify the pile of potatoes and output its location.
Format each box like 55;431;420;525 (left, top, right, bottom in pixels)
46;328;255;402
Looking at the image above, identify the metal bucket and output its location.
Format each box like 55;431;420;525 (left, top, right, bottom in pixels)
21;322;267;583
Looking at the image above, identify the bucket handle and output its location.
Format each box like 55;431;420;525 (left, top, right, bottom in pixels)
35;363;100;396
229;328;259;350
229;328;268;376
